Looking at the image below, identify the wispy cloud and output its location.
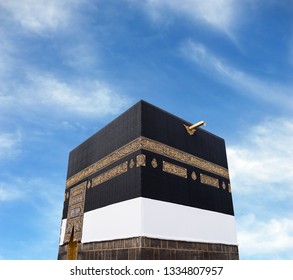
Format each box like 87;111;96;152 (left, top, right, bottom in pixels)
227;118;293;259
237;213;293;259
135;0;240;37
0;70;130;119
0;182;24;202
62;43;100;70
182;41;293;110
0;1;131;121
0;130;22;159
26;73;130;117
227;117;293;197
0;0;86;33
0;176;64;259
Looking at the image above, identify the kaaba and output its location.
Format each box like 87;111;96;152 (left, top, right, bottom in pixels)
58;100;239;260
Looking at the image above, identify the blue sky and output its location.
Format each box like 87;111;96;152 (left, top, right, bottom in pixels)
0;0;292;260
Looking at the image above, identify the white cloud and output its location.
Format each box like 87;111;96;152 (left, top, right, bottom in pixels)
0;36;12;78
0;176;61;205
136;0;240;36
227;117;293;197
0;182;24;201
0;178;27;202
229;117;293;259
0;176;64;259
0;4;131;121
30;74;130;117
237;213;293;259
63;44;100;70
0;130;22;159
182;41;293;110
0;0;86;33
1;72;130;119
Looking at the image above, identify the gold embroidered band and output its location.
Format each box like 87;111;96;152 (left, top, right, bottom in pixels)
162;161;188;178
92;161;128;187
200;174;219;188
64;182;87;243
66;137;229;188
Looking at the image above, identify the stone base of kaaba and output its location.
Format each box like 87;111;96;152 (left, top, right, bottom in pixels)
58;237;239;260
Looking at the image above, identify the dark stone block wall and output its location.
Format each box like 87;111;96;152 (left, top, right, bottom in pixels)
58;237;239;260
